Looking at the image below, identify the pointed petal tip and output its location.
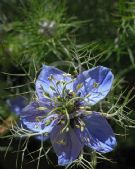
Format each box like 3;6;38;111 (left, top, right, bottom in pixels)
58;153;73;166
51;126;83;166
80;112;117;153
100;136;117;153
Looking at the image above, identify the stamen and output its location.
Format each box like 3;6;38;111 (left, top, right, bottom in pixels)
85;93;91;98
36;107;47;111
93;82;99;88
65;127;69;132
60;120;65;124
48;76;61;95
62;73;71;77
44;132;49;136
49;85;56;91
56;139;66;145
76;83;83;91
45;119;52;126
48;74;54;81
43;91;50;98
80;126;84;132
78;120;85;131
75;124;80;128
62;79;74;96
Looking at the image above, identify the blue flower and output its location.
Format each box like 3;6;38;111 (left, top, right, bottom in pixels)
20;65;117;166
7;96;26;115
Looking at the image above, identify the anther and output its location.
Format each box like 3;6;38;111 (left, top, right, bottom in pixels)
93;82;99;88
48;74;54;81
45;119;52;126
63;73;71;77
66;127;69;132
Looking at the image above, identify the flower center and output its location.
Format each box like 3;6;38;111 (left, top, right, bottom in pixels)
56;90;80;114
38;74;88;132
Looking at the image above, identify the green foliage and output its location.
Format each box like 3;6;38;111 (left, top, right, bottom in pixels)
0;0;84;68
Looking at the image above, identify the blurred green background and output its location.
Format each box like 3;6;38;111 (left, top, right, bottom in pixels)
0;0;135;169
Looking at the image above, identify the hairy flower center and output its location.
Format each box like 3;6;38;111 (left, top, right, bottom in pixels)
55;90;81;115
38;75;88;132
46;75;81;116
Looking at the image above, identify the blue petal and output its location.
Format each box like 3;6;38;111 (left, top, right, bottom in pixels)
50;125;83;166
21;102;58;134
35;135;49;141
73;66;114;105
21;101;50;118
76;112;117;153
36;65;73;99
7;96;26;115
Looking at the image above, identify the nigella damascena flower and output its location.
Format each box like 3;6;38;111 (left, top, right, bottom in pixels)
7;96;26;115
20;65;117;166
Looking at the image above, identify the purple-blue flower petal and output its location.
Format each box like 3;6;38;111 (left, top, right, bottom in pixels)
21;102;58;134
7;96;26;115
22;114;57;133
50;125;83;166
73;66;114;105
77;112;116;153
36;65;73;99
35;135;49;141
20;101;50;118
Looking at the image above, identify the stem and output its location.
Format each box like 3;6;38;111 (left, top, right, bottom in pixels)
62;109;70;132
91;151;97;169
